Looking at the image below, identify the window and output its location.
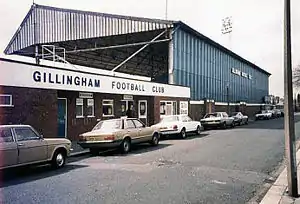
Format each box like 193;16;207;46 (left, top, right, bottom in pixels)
76;98;84;118
125;120;135;129
180;101;189;115
92;119;121;131
0;127;13;143
172;101;177;115
87;99;94;117
181;115;192;122
0;95;13;107
14;127;40;141
103;100;114;116
222;113;229;117
160;101;177;115
160;116;179;122
186;116;192;122
133;119;145;128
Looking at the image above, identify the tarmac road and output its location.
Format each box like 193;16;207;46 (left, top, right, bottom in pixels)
2;116;300;204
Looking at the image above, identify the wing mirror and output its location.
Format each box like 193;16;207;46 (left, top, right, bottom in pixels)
40;134;44;139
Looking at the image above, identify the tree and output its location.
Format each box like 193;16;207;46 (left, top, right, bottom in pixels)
293;65;300;88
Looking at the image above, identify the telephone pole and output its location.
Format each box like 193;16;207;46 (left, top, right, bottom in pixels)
284;0;298;197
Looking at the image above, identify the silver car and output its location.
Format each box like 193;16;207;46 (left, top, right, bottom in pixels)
200;112;235;130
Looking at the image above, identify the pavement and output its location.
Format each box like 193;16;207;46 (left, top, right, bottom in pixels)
1;116;298;204
258;148;300;204
259;141;300;204
70;141;89;157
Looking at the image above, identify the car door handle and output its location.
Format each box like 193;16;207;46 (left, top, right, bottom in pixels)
18;143;24;146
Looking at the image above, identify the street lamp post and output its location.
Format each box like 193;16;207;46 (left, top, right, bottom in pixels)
226;83;230;114
284;0;298;197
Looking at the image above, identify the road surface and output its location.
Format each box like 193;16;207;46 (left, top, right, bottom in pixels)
2;116;300;204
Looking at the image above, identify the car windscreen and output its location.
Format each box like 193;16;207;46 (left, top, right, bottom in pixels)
204;113;219;118
160;116;179;122
92;119;121;131
230;112;238;117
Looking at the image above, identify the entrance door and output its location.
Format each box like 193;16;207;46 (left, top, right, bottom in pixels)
58;98;67;138
122;100;135;117
138;100;147;125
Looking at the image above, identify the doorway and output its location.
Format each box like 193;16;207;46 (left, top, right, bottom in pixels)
57;98;67;138
138;100;147;125
121;100;135;117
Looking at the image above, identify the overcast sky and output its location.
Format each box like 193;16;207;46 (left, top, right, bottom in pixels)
0;0;299;97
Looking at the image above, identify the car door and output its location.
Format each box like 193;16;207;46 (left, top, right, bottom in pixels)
181;115;189;132
13;126;48;164
185;116;195;132
0;127;18;168
133;119;152;142
239;113;245;123
124;120;139;144
222;113;230;125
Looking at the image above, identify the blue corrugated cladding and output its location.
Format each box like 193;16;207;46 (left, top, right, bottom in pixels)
173;28;269;103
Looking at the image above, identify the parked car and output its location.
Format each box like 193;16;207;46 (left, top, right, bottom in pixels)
255;110;273;120
0;125;72;170
273;109;283;118
280;109;284;117
78;117;161;155
200;112;235;129
151;115;202;139
230;112;249;125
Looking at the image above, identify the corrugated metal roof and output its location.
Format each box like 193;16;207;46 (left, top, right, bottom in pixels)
174;21;271;76
4;4;174;55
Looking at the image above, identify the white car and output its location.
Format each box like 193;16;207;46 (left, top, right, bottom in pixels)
230;112;249;125
255;110;273;120
200;112;235;129
151;115;202;139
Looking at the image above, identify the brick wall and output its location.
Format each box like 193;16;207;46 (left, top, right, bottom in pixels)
153;96;189;124
0;86;57;137
244;105;262;118
214;105;239;113
189;104;205;121
58;91;154;141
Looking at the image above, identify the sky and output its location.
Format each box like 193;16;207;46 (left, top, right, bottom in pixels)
0;0;299;97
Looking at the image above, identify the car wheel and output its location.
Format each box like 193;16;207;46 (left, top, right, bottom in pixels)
51;149;66;169
222;122;227;129
150;133;159;146
245;119;248;125
231;122;235;128
90;148;99;156
180;128;187;139
195;126;201;135
121;138;131;154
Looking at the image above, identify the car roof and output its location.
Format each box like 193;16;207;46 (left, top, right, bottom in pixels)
0;124;32;128
161;114;188;117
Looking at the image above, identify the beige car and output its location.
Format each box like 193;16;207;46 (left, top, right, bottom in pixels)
0;125;72;169
78;117;161;155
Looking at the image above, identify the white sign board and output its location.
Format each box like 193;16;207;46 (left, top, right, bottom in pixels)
231;68;252;80
79;92;93;98
0;60;190;98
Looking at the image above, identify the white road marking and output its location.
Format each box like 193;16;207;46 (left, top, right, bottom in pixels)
212;180;227;185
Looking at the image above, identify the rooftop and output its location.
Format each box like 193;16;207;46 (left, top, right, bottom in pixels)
4;3;271;77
